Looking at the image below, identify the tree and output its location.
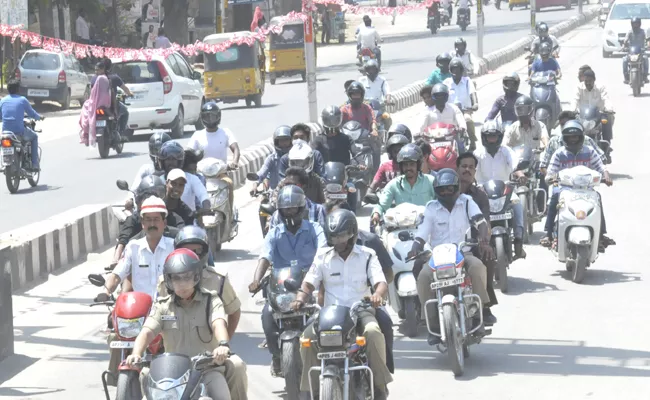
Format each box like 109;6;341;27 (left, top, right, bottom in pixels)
162;0;189;45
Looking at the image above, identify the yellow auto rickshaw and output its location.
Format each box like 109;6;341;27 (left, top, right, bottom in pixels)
508;0;529;10
265;17;306;85
202;31;265;107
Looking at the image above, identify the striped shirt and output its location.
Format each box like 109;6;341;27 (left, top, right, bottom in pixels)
546;145;606;180
540;135;605;169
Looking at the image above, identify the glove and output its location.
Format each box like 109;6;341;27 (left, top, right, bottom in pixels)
94;293;111;303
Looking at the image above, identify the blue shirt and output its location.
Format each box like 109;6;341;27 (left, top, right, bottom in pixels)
0;95;41;134
260;219;327;270
269;198;326;229
531;58;560;74
256;152;283;189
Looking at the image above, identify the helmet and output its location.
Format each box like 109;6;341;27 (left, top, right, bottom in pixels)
431;83;450;105
288;139;315;173
157;141;185;172
436;52;452;69
324;209;358;249
480;119;504;153
514;95;535;118
388;124;412;142
321;106;343;129
346;81;365;106
183;147;204;169
502;72;521;93
148;132;172;163
139;196;168;218
537;22;549;36
539;42;552;57
174;226;210;265
449;57;465;77
135;174;166;205
273;125;293;154
363;59;380;79
433;168;460;207
454;38;467;52
561;120;585;153
396;143;423;168
277;184;307;230
200;101;221;130
386;134;409;160
163;248;202;294
631;17;642;27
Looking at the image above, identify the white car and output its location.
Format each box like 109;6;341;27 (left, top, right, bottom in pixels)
602;0;650;58
111;52;204;138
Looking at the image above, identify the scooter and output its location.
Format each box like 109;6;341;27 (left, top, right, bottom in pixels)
511;146;547;244
357;47;380;69
529;71;560;136
578;106;613;164
457;7;470;31
246;172;275;237
440;6;451;25
197;158;238;253
553;166;603;283
0;118;41;193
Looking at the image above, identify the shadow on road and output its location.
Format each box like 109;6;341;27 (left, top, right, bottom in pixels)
12;326;106;352
552;268;642;286
0;354;38;385
6;184;62;195
500;275;561;296
85;151;147;161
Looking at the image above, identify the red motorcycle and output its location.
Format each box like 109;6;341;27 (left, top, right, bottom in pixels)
89;274;163;400
423;122;459;171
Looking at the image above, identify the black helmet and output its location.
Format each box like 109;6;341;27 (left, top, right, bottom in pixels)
364;59;380;79
346;81;365;106
480;120;504;153
157;141;185;172
431;83;449;106
502;72;520;92
200;101;221;130
561;120;585;153
163;248;203;294
321;106;343;129
433;168;460;206
514;95;535;118
277;184;307;231
135;174;166;206
454;37;467;52
449;57;465;77
396;143;422;163
539;42;552;57
325;209;358;249
386;134;409;160
184;147;204;167
632;17;642;27
436;52;452;70
174;226;210;265
537;22;549;36
388;123;412;142
148;132;172;163
323;162;348;194
273;125;293;154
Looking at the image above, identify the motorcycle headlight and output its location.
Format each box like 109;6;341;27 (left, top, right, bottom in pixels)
582;120;596;131
489;197;506;213
272;293;296;313
319;330;344;347
630;54;640;62
211;189;228;207
147;377;187;400
435;266;458;280
326;183;343;193
117;317;145;339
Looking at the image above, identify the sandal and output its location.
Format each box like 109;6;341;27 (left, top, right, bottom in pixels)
540;237;552;248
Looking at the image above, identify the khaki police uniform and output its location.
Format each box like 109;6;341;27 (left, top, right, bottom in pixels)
142;288;231;400
155;268;247;400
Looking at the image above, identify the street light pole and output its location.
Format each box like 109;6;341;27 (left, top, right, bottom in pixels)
476;0;484;57
578;0;583;15
530;0;536;34
304;0;318;123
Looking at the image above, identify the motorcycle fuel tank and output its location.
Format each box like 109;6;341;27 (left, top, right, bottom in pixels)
317;305;355;336
149;353;192;382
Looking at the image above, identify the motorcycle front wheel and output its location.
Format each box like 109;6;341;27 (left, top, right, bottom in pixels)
403;297;419;338
115;370;141;400
494;236;509;293
519;193;530;244
282;339;302;400
572;245;590;284
442;303;464;376
321;375;344;400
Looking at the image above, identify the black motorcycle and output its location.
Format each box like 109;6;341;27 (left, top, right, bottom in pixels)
512;146;547;244
482;180;516;293
246;172;275;237
1;119;41;193
96;89;129;159
626;46;644;97
323;161;359;211
578;106;613;164
457;8;470;31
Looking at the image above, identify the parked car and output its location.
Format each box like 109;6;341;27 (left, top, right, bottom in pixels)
110;52;205;139
16;50;90;110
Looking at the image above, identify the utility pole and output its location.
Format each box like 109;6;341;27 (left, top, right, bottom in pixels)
476;0;484;57
578;0;583;15
530;0;536;34
303;0;318;123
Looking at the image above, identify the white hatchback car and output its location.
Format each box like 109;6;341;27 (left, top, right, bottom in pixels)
602;0;650;58
111;52;204;138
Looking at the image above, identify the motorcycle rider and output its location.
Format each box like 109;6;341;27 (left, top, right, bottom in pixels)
425;52;453;86
541;121;614;249
0;79;43;171
530;22;559;57
387;123;413;142
370;144;436;226
529;42;562;79
277;123;326;177
367;133;409;195
474;121;527;259
455;0;471;24
183;147;205;185
450;38;474;75
443;57;478;151
284;140;326;204
341;81;378;135
357;15;382;69
442;0;453;21
252;125;292;192
419;84;468;151
408;168;492;345
164;169;196;226
420;84;435;108
98;58;134;137
247;185;326;376
291;209;392;400
270;167;327;228
568;68;615;144
622;17;650;84
126;248;237;400
313;105;354;165
416;138;434;174
504;95;549;149
578;64;591;82
359;60;391;103
485;73;523;124
129;132;171;204
157;141;211;212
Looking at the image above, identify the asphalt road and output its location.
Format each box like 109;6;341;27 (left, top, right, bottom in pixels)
4;22;649;400
0;4;596;234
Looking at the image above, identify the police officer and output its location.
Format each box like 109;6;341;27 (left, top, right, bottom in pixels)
127;248;238;400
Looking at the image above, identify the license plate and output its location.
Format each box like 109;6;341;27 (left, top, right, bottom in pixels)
133;93;146;100
317;351;347;360
110;341;135;349
28;89;49;97
1;148;14;155
328;193;348;200
96;120;107;127
490;212;512;221
431;276;464;290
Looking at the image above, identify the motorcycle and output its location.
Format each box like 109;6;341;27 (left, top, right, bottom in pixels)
368;99;393;146
440;6;451;25
0;118;41;193
511;146;547;244
598;2;610;27
96;89;128;159
246;172;275;237
481;180;516;293
411;239;490;377
457;7;470;31
578;106;613;164
377;203;430;338
197;157;239;253
553;166;603;283
427;6;440;34
357;47;380;69
422;122;460;171
529;71;560;136
88;274;163;400
626;46;645;97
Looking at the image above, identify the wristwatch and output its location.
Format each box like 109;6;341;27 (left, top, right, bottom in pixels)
218;340;230;348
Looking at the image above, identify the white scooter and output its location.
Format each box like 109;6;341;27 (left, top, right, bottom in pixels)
554;166;602;283
379;203;430;338
197;158;238;253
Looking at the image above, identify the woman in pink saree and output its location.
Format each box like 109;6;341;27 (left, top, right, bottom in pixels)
79;62;112;147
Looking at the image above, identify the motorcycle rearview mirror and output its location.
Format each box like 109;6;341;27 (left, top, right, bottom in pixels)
246;172;259;181
88;273;106;287
360;146;372;154
116;180;130;191
284;278;301;292
398;231;412;242
363;193;379;204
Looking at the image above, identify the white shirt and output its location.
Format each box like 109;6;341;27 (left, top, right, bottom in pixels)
357;26;381;49
358;75;390;102
458;0;469;8
443;76;475;109
416;195;482;248
442;0;451;6
113;236;175;299
450;51;474;74
569;82;614;112
304;245;386;308
76;16;90;40
420;103;467;133
154;36;172;49
165;171;209;212
473;146;517;185
188;127;238;163
504;120;549;149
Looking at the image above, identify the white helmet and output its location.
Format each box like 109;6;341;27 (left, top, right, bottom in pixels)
288;139;314;173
